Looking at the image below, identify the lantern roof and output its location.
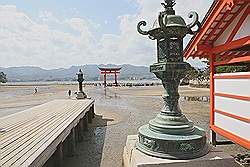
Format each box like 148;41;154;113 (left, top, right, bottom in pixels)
148;0;187;33
137;0;201;40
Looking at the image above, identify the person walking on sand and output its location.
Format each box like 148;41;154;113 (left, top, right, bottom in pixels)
68;90;71;97
34;88;38;94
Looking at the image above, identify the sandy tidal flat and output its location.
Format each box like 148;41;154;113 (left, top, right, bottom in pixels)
0;84;248;167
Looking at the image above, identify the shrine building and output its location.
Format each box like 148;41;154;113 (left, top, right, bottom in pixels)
184;0;249;149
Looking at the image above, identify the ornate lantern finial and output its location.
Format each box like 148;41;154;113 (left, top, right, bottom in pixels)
161;0;176;8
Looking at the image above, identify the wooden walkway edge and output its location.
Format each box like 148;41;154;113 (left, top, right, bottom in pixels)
0;99;95;167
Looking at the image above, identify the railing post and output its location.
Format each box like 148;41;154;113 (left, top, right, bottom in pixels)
83;114;89;131
78;119;84;141
54;142;64;167
91;104;95;118
88;109;93;123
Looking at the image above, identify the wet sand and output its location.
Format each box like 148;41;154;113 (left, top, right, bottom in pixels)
0;84;248;167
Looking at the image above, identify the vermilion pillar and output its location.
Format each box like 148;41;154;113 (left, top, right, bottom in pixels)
209;53;216;145
114;71;118;86
104;71;107;87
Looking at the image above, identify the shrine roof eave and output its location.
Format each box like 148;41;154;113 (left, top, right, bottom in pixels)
184;0;218;59
184;0;249;60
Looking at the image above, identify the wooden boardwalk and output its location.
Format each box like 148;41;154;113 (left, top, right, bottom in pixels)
0;99;94;167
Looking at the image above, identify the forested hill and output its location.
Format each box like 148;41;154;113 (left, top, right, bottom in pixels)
0;64;155;82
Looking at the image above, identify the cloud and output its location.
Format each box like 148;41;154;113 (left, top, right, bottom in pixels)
112;0;214;67
39;10;60;24
0;6;96;68
0;1;213;69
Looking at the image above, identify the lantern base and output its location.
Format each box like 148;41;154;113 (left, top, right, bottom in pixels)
124;135;238;167
76;92;87;99
137;113;209;159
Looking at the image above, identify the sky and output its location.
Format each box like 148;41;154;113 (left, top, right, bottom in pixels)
0;0;213;69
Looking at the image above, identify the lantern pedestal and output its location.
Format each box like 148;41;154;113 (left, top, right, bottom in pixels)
124;135;238;167
136;62;208;159
76;92;87;99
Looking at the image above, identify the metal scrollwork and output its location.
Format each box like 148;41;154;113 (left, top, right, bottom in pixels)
158;12;165;28
141;137;159;151
187;11;201;34
179;143;195;152
137;21;149;35
143;138;156;148
149;35;156;40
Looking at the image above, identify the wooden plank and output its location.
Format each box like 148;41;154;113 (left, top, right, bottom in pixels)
1;103;82;158
1;101;80;145
2;101;93;166
2;107;72;165
2;102;87;164
0;99;94;167
1;102;74;156
0;100;80;134
25;102;94;167
0;102;57;129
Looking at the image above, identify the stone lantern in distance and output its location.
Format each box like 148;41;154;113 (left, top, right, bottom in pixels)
136;0;208;159
76;69;87;99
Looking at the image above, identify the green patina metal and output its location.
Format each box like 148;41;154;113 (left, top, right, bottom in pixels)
136;0;208;159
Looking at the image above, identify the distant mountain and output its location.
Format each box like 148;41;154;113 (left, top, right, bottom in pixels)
0;64;155;82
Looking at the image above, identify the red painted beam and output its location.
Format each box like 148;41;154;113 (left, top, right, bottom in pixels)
215;92;250;101
214;73;250;78
210;54;215;126
100;72;120;74
211;125;250;149
196;44;213;53
215;109;250;123
214;55;250;65
212;36;250;54
100;70;120;72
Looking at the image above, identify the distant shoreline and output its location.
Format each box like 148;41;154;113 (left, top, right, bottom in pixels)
0;79;161;86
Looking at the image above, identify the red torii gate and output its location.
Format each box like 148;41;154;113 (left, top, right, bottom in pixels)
98;67;122;87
